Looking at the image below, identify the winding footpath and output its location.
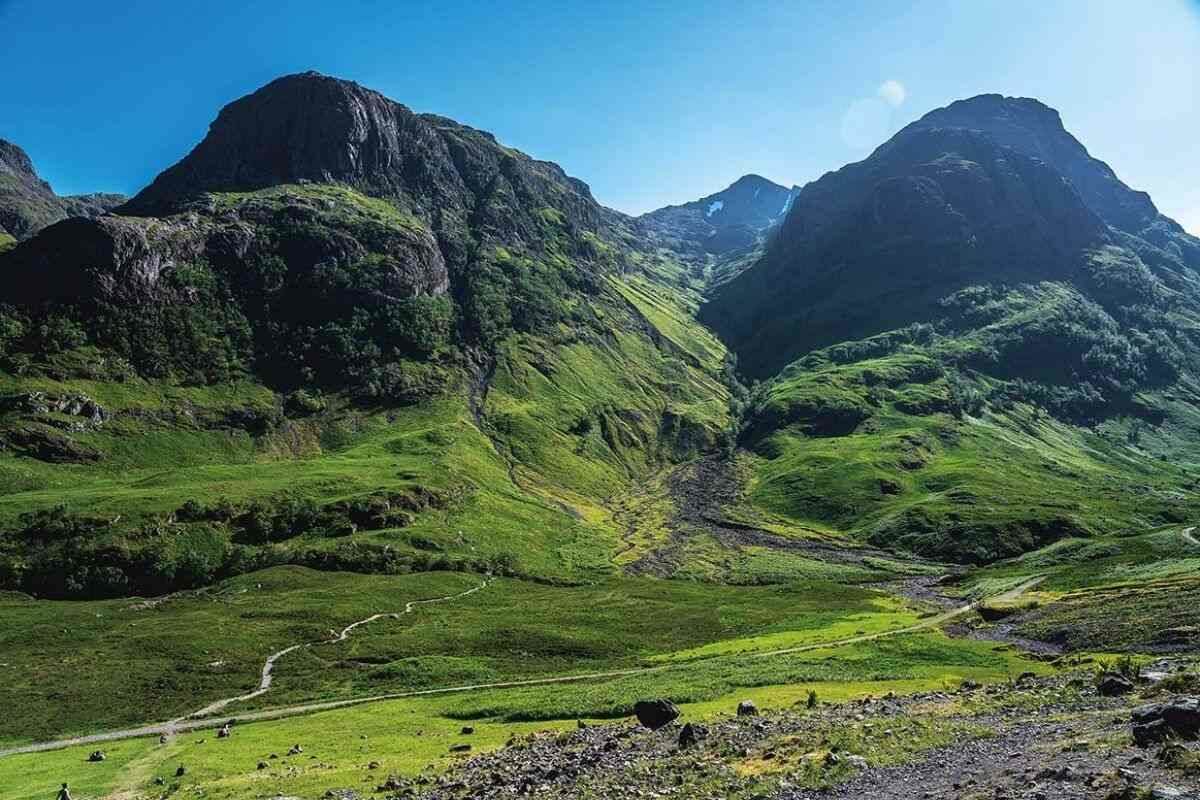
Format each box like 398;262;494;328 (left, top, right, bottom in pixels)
0;574;1044;759
177;580;490;723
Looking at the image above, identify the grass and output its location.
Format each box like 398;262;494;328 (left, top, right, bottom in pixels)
0;626;1047;800
743;349;1200;564
0;567;921;744
207;183;426;232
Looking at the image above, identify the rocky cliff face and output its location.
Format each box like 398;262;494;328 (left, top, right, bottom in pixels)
909;95;1200;284
121;71;615;274
0;73;638;393
0;139;125;240
702;121;1111;378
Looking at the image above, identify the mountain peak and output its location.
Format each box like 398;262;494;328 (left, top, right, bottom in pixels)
640;173;797;257
0;139;42;184
904;94;1180;241
121;71;429;214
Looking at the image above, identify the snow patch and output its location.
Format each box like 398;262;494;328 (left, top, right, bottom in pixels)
706;200;725;218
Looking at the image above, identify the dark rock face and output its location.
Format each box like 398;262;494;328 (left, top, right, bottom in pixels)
909;95;1188;245
1097;673;1135;697
0;138;125;240
640;173;797;257
703;121;1110;378
700;93;1200;386
632;699;679;730
1131;697;1200;747
120;71;614;273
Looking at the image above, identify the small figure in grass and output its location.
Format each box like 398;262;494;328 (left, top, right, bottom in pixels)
56;783;71;800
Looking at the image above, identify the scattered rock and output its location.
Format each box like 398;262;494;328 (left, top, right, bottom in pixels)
287;743;304;756
678;722;699;748
88;751;105;762
175;765;186;777
376;775;405;792
1150;787;1186;799
1098;672;1136;696
1132;697;1200;746
257;761;268;770
633;699;679;730
460;726;474;735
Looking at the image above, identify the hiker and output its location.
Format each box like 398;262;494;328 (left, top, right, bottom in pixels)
56;783;71;800
218;723;231;738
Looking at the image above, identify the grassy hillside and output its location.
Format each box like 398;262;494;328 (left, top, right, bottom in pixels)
736;280;1200;564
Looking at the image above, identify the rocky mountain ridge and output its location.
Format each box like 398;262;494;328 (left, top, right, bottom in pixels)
639;173;798;257
0;138;125;242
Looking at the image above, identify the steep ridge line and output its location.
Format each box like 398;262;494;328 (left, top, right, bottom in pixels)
0;575;1044;758
175;579;491;723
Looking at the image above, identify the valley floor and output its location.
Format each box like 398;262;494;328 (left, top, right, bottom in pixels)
2;459;1199;799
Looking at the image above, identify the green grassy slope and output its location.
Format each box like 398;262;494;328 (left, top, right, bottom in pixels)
0;567;920;744
738;305;1200;564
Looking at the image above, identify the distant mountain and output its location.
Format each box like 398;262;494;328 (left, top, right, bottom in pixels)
0;139;125;243
640;174;797;257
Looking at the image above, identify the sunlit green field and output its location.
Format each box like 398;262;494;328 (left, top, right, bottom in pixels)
0;599;1047;800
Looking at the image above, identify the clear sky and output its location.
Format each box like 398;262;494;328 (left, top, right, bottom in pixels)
2;0;1198;231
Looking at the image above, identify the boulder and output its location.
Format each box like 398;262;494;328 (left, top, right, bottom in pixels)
1132;697;1200;747
1098;673;1136;696
736;700;759;717
88;750;106;762
678;722;700;748
633;699;679;730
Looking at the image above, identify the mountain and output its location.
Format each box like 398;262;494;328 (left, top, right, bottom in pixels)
704;95;1200;380
3;71;639;388
3;74;1199;787
0;138;125;244
911;94;1200;264
0;72;729;598
700;94;1200;562
639;174;797;257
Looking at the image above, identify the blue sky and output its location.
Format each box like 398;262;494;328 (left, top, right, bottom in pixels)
2;0;1198;230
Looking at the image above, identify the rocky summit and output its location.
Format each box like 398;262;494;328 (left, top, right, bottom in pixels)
0;66;1198;800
